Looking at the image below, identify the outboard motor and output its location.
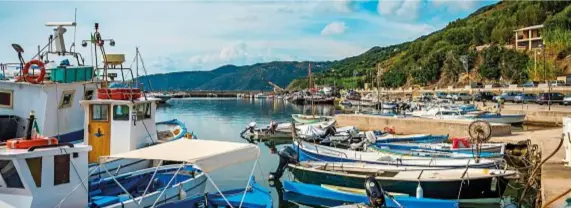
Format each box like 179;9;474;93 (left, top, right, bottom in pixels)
240;122;257;136
365;175;386;208
269;146;298;180
268;121;278;135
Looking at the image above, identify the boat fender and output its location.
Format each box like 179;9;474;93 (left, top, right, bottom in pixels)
416;182;423;199
178;183;187;200
365;175;386;207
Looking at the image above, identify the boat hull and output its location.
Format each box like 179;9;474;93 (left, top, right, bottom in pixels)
288;164;510;200
293;141;499;168
283;180;460;208
291;114;331;124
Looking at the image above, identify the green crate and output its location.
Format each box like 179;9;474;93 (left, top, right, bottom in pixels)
51;66;94;83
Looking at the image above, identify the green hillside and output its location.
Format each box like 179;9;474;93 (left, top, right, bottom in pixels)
138;61;332;91
291;1;571;89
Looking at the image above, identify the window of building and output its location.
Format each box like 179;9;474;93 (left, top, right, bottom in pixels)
134;103;152;120
84;89;95;100
91;104;109;121
54;154;70;186
26;157;42;187
0;160;24;188
113;105;130;121
59;90;75;109
0;89;13;108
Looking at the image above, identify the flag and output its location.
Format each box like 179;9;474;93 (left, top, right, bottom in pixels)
90;33;95;44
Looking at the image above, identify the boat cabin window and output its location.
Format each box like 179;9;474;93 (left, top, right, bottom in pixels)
135;103;152;120
0;89;13;108
84;89;95;100
113;105;130;121
91;104;109;121
59;90;75;109
0;160;24;188
26;157;42;187
54;154;70;186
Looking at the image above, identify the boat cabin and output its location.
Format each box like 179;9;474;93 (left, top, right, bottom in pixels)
0;21;99;143
80;98;160;163
0;144;90;208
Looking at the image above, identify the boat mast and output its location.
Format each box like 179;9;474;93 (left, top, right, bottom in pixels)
309;63;315;117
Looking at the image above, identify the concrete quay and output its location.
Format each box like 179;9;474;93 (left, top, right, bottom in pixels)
492;128;571;208
334;114;512;137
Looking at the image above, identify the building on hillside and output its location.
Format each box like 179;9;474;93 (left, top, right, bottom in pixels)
514;24;544;50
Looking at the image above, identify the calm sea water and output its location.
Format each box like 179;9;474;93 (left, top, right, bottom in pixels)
155;98;335;207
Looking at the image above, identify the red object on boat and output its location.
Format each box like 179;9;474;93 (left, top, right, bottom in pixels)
97;88;141;100
451;137;471;149
383;127;396;134
6;136;58;149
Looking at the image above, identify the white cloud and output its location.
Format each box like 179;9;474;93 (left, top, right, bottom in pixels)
432;0;478;11
377;1;402;15
321;21;348;36
377;0;421;20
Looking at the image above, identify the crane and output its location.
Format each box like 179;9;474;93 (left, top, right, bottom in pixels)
267;81;284;93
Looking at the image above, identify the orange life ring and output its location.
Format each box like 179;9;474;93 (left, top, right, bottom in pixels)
6;136;58;149
22;60;46;84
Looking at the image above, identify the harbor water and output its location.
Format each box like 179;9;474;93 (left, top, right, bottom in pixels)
155;98;335;207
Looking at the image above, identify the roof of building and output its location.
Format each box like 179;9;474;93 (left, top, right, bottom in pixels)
514;24;544;32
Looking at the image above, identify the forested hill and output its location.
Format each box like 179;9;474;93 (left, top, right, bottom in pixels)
289;1;571;90
138;61;332;91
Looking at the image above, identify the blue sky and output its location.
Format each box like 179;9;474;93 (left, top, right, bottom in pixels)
0;0;496;74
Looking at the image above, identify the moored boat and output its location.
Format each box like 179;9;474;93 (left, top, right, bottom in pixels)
283;180;460;208
287;161;515;199
293;140;501;168
291;114;332;124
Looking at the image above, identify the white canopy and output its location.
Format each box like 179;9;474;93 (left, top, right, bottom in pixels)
101;139;259;172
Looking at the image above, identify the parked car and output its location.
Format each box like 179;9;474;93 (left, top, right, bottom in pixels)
470;82;484;88
521;81;540;87
434;92;448;99
563;94;571;105
453;92;473;101
549;80;566;86
536;92;565;105
446;93;457;100
419;92;434;101
474;92;497;101
514;93;537;103
493;91;522;103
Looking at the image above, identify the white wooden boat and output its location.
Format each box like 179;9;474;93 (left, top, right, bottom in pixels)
294;140;501;168
292;114;333;124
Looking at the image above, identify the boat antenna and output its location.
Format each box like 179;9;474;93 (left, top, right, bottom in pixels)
73;8;77;53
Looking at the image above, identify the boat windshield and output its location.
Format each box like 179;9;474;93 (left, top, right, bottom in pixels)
0;159;24;189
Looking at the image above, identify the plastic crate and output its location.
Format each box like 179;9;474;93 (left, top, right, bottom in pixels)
51;66;94;83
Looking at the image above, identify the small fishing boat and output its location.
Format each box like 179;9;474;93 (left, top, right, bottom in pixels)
374;141;505;154
158;176;272;208
293;140;501;168
373;132;449;144
292;114;332;124
88;164;207;207
283;180;459;208
287;161;516;199
381;102;397;109
297;124;357;142
156;119;195;141
241;120;337;139
369;145;503;159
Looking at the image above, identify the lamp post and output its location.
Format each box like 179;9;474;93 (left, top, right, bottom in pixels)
539;44;551;110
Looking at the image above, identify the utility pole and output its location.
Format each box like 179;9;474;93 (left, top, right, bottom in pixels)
460;55;470;104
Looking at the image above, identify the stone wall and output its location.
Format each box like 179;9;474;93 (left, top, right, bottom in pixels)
335;114;512;138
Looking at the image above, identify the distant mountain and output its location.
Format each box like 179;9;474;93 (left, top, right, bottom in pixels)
138;61;333;91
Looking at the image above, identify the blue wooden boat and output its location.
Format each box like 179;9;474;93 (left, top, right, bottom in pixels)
370;144;503;158
88;165;207;208
283;180;459;208
158;176;272;208
372;143;504;158
373;131;449;143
